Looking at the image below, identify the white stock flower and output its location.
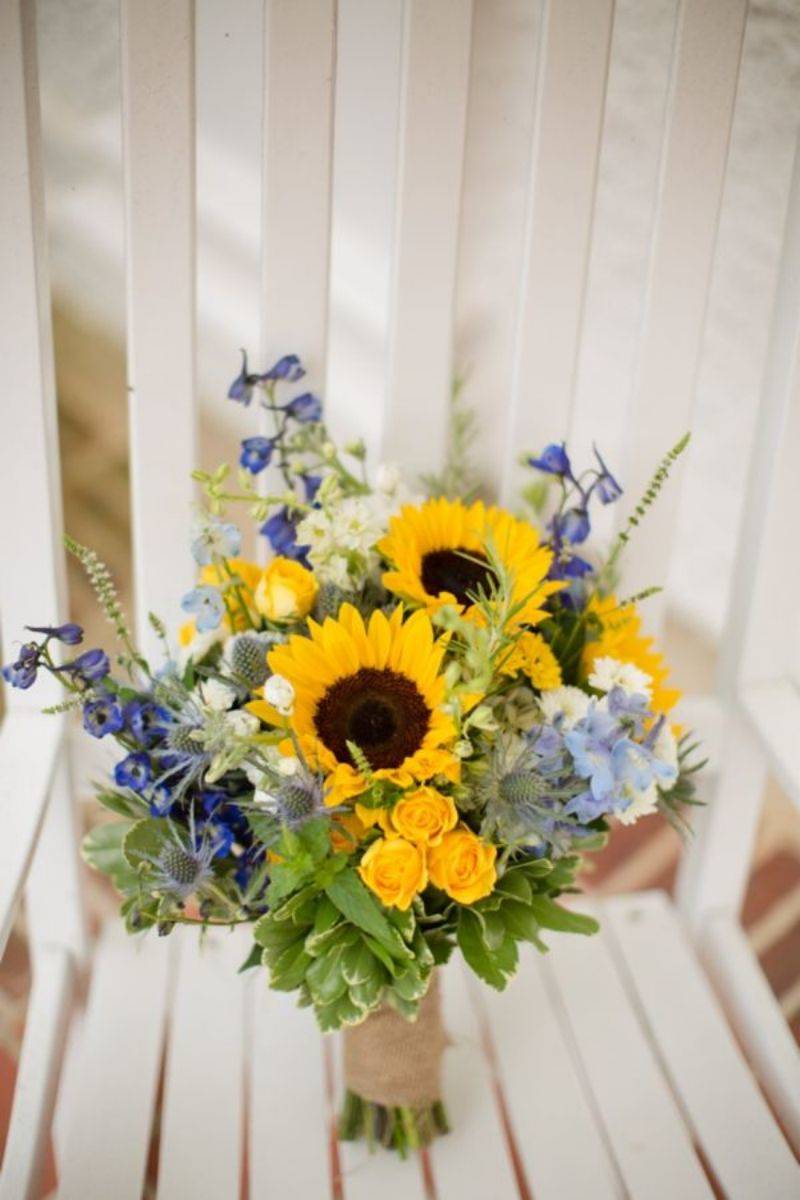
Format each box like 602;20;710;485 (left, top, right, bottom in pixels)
617;781;659;826
588;656;652;699
653;721;679;774
277;755;300;776
224;710;260;737
200;677;237;711
375;462;402;494
538;686;592;729
264;673;295;716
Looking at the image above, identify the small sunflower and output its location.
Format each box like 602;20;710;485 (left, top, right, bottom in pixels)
378;498;561;625
258;604;459;804
582;594;680;715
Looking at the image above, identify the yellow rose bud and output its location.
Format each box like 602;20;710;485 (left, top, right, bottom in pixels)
428;826;497;905
254;557;318;622
358;837;428;911
389;786;458;847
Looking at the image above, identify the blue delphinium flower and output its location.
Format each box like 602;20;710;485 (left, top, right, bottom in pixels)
114;751;151;792
55;647;110;684
26;623;84;645
283;392;321;423
149;782;174;817
263;353;305;383
125;699;171;746
302;473;322;503
83;696;124;739
529;442;572;476
1;644;41;689
181;585;225;632
240;436;276;474
554;507;591;545
227;350;258;405
190;519;242;566
563;704;620;803
260;506;309;563
592;446;623;504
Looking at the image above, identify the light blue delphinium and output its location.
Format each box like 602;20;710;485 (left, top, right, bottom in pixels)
180;585;225;632
190;518;242;566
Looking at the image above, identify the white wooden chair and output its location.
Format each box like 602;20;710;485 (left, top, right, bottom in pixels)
1;1;799;1197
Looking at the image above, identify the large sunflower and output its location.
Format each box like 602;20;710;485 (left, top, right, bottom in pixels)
378;498;561;625
259;604;459;805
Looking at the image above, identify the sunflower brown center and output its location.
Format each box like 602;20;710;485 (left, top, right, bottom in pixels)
314;667;431;771
420;548;495;606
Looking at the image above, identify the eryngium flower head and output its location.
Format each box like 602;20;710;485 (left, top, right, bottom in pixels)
225;632;277;690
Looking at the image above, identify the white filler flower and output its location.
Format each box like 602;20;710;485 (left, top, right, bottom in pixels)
264;673;295;716
538;686;592;729
588;655;652;699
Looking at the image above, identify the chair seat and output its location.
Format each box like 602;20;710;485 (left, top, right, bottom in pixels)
51;890;799;1200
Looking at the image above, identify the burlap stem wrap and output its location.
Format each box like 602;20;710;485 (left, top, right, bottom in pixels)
343;973;448;1108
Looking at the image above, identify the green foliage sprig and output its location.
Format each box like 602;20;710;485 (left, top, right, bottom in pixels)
64;535;147;676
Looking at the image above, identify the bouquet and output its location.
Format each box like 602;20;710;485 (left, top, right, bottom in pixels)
3;352;702;1154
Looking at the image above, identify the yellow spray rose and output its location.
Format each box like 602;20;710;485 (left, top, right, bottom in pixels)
358;837;428;911
428;826;497;905
254;557;318;622
388;786;458;847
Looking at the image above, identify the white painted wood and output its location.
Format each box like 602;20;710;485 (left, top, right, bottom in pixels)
261;0;335;388
700;911;800;1157
502;0;614;504
0;712;64;960
157;928;247;1200
718;135;800;695
480;947;622;1200
249;978;331;1197
616;0;747;619
606;891;800;1199
57;924;172;1200
325;0;405;468
740;680;800;809
547;899;713;1199
0;0;67;711
432;964;519;1199
0;946;73;1200
382;0;473;476
26;756;88;964
676;709;765;927
452;0;541;499
121;0;196;657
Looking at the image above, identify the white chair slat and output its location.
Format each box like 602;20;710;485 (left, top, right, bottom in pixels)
480;945;622;1200
325;0;405;467
25;758;87;963
605;891;800;1199
261;0;335;389
717;133;800;693
501;0;614;505
700;911;800;1157
334;1036;429;1200
0;0;66;707
614;0;747;615
121;0;196;656
380;0;473;476
451;1;540;499
157;928;247;1200
430;964;519;1198
249;979;331;1197
547;898;714;1200
0;712;64;960
741;679;800;809
0;946;73;1200
57;925;172;1200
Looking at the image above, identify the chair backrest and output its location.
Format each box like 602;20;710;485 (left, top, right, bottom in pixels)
2;0;800;926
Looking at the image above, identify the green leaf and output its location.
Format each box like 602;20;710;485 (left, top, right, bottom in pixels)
266;860;314;907
307;946;349;1005
269;938;313;991
82;821;138;890
528;895;599;935
94;789;146;820
386;906;415;941
500;900;548;951
295;818;333;864
122;818;168;872
316;991;365;1032
457;909;517;990
494;871;532;903
325;870;412;961
238;943;264;974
